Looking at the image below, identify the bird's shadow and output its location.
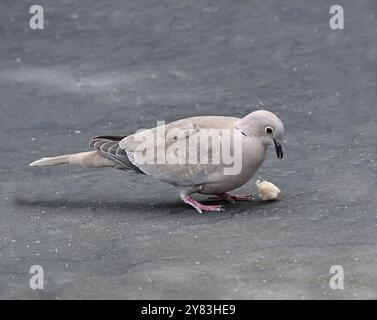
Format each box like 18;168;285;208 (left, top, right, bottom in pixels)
14;195;279;216
14;196;185;215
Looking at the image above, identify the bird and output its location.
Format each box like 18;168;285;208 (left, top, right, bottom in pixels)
30;110;284;213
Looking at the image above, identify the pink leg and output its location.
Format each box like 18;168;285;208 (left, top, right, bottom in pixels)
209;192;253;203
181;194;225;214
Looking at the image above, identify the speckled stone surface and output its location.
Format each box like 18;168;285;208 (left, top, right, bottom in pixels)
0;0;376;299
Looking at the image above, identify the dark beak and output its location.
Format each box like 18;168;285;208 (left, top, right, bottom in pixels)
273;138;283;159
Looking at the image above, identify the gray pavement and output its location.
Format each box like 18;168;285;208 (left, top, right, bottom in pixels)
0;0;376;299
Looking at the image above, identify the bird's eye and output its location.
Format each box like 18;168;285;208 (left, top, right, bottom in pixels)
265;127;273;134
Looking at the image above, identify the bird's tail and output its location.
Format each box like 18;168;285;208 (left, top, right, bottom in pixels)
29;151;115;168
29;154;71;166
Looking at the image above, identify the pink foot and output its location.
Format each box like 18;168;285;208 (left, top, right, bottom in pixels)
209;192;253;203
181;195;225;214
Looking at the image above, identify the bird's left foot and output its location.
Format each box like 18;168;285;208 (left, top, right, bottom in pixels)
208;192;253;204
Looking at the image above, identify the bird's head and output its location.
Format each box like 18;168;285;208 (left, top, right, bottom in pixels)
237;110;284;159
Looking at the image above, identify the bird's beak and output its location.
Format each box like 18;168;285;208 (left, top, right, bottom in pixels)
273;138;283;159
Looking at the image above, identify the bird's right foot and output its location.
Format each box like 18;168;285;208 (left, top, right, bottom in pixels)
181;195;225;214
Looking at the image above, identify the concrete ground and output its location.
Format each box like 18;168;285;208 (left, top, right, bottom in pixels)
0;0;376;299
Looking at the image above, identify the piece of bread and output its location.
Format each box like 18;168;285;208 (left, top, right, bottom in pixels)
255;180;280;201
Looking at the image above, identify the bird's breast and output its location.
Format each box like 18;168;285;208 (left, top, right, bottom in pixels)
199;138;266;194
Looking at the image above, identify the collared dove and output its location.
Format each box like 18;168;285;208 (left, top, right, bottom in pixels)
30;110;284;213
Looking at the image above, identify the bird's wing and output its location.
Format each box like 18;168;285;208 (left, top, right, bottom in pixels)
119;116;240;186
89;135;145;174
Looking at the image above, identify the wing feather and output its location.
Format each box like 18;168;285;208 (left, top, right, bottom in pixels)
89;136;145;174
119;116;240;186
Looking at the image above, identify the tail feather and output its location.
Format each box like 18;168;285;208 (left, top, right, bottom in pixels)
29;151;116;168
29;155;70;166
